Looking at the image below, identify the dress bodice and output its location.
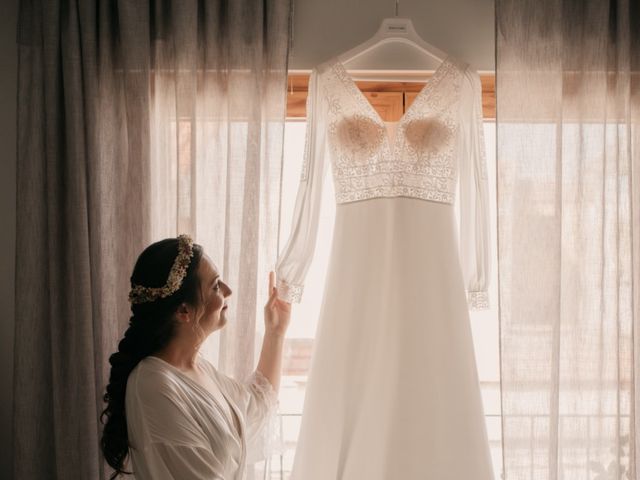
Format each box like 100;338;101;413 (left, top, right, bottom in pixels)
307;57;471;205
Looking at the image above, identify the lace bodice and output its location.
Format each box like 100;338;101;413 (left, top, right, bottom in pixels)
310;57;470;205
276;56;491;309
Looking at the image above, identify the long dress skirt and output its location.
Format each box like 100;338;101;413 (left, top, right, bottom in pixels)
290;196;494;480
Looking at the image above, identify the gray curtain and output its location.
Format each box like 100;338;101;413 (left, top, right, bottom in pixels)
497;0;639;478
14;1;291;479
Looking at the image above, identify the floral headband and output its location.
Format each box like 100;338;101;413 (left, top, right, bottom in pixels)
128;234;195;304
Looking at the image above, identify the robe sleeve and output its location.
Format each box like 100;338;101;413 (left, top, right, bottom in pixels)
458;67;491;310
212;366;280;463
242;370;280;462
275;68;330;303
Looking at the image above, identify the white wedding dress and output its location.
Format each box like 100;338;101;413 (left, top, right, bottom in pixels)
276;55;494;479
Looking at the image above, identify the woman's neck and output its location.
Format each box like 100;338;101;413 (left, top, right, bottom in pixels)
153;334;201;371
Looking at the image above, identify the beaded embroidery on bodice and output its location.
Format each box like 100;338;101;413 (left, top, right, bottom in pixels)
318;57;463;205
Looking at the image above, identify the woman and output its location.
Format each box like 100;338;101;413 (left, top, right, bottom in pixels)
101;234;290;479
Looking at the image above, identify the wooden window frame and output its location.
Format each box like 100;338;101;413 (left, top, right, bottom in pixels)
286;73;496;121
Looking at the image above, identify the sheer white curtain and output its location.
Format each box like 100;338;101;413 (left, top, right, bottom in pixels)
497;0;639;478
136;1;292;380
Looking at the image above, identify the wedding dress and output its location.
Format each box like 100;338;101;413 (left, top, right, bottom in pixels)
276;55;494;479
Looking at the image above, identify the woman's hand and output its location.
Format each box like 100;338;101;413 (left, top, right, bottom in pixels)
264;271;291;337
257;272;290;391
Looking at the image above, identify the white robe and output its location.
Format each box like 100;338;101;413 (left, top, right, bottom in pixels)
125;355;277;480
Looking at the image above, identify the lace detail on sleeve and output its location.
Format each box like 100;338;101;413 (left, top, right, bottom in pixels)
276;278;303;303
244;370;282;463
468;291;489;310
247;370;278;410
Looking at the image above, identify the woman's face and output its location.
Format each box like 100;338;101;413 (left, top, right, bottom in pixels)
194;254;232;334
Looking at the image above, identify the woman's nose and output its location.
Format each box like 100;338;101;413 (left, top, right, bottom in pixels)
223;282;232;297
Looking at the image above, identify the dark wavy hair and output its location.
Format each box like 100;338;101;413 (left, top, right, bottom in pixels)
100;238;204;479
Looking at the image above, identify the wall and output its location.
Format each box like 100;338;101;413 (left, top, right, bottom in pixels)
0;0;18;478
289;0;494;71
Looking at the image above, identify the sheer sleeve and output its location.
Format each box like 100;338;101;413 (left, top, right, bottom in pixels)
275;68;330;303
458;67;491;310
213;367;280;463
239;370;279;462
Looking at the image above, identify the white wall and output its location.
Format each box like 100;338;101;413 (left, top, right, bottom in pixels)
0;2;494;479
0;0;18;479
289;0;494;70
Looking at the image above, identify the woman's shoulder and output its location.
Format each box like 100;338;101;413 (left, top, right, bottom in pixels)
127;356;185;401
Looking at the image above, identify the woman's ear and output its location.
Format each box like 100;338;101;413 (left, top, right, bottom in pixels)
175;303;192;323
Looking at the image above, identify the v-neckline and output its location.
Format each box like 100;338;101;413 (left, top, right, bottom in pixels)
332;55;452;129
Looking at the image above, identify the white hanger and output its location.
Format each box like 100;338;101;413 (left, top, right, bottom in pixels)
337;0;448;74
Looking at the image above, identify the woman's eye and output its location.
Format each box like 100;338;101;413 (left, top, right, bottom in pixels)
213;283;220;291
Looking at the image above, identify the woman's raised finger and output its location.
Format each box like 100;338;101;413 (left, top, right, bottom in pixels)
268;271;275;292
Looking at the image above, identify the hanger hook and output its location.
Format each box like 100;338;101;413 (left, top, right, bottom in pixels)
395;0;399;16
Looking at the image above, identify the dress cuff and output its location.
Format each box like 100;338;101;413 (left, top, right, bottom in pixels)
277;278;304;303
468;291;489;310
